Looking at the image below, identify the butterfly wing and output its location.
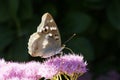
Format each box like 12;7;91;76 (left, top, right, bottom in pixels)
28;13;64;58
37;13;61;46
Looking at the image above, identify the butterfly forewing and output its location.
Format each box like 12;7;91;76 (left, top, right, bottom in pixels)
37;13;61;46
28;13;64;58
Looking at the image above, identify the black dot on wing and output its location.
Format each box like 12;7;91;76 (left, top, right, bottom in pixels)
44;28;48;32
54;34;58;36
55;37;59;40
54;34;59;40
43;26;49;33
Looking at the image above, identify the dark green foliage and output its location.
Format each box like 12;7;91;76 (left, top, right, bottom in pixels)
0;0;120;79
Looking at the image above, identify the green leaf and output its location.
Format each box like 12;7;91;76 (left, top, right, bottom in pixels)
63;12;92;34
18;0;33;20
41;4;57;17
7;0;19;17
82;0;104;10
0;1;10;22
67;37;94;61
107;0;120;30
0;51;4;58
85;0;102;2
99;24;116;40
6;37;29;62
0;25;14;51
118;33;120;48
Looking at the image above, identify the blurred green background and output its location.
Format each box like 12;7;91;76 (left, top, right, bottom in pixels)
0;0;120;79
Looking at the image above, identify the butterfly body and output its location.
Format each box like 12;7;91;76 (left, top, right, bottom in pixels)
28;13;65;58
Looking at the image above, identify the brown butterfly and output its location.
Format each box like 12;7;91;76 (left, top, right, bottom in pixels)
28;13;65;58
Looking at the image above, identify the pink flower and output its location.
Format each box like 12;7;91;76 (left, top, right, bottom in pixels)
0;54;87;80
38;63;59;79
43;54;87;79
0;60;42;80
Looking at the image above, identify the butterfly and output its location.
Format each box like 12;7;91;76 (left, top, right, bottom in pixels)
28;13;65;58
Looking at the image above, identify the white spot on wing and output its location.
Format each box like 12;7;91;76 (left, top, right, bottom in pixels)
48;33;52;36
42;39;48;48
50;19;53;22
55;36;59;40
50;27;57;30
45;26;49;29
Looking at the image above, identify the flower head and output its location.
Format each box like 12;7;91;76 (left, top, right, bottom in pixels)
38;63;59;79
0;54;87;80
0;60;42;80
43;54;87;79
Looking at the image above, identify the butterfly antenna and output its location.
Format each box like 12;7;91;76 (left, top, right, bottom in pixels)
63;33;76;44
64;47;74;53
62;33;76;53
